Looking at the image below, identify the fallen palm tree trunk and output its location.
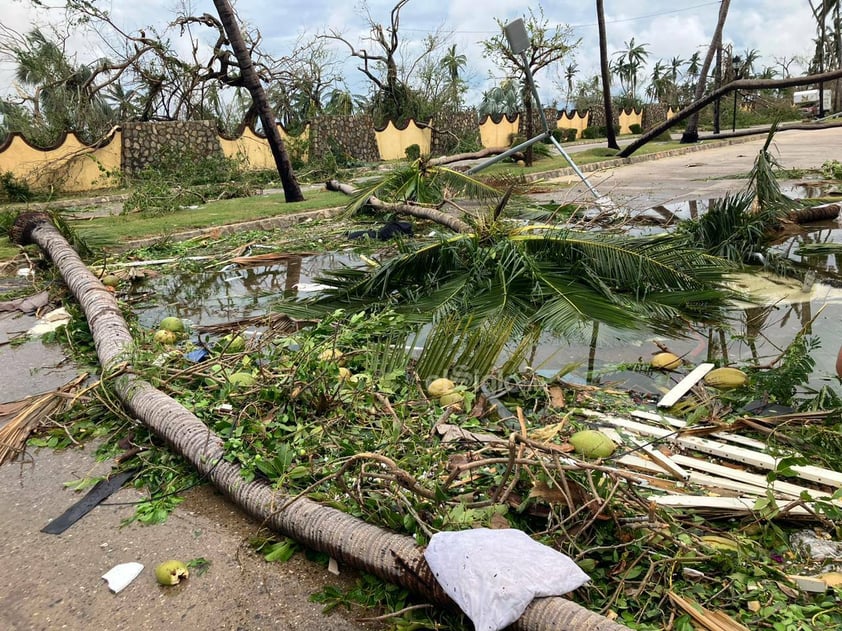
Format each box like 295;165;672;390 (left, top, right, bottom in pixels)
788;201;840;224
10;211;628;631
326;179;471;234
427;146;524;167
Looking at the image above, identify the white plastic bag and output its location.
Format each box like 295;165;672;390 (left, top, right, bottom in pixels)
424;528;590;631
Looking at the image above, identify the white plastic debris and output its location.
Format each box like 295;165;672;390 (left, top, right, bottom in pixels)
16;267;34;278
101;562;144;593
293;282;332;293
27;307;72;336
424;528;590;631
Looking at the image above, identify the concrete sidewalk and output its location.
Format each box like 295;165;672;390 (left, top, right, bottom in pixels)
549;127;842;210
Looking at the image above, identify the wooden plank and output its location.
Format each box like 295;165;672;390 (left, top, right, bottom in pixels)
653;495;811;516
669;454;835;501
633;410;770;451
580;409;842;488
657;363;715;408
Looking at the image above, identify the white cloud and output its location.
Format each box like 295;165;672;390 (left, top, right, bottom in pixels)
0;0;827;108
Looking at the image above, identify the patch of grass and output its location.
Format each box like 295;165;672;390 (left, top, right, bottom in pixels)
71;190;348;246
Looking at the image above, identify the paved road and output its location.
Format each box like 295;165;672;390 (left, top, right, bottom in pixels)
550;127;842;210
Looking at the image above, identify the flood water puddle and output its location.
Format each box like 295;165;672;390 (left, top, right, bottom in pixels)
126;219;842;391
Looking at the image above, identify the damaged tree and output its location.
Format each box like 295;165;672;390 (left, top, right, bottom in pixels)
9;210;627;631
211;0;303;202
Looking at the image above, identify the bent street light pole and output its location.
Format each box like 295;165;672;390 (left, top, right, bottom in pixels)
468;19;603;202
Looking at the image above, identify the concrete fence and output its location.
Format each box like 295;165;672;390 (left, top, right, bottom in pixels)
0;106;669;194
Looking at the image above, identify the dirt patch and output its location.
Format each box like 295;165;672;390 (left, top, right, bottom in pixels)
0;445;375;630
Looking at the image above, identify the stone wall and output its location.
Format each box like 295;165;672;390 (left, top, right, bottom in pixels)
430;110;480;155
309;114;379;163
642;104;672;131
121;121;222;176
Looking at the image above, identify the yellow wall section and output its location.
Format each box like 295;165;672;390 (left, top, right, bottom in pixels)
479;116;519;148
374;120;432;161
218;125;308;170
0;130;122;192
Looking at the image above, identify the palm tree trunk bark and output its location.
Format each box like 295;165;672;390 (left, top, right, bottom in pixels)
212;0;304;202
596;0;620;150
10;211;628;631
681;0;731;143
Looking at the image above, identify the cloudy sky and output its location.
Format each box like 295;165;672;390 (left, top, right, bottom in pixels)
0;0;820;106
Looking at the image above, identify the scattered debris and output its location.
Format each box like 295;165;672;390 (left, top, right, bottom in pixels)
26;307;71;337
0;290;50;314
0;374;89;465
424;528;590;631
101;562;144;594
42;469;138;534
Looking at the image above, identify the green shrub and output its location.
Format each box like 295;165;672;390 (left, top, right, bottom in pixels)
124;148;258;215
405;144;421;161
629;123;643;135
581;127;601;139
0;171;33;203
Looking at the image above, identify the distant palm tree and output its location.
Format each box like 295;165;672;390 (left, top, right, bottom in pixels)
613;37;649;99
563;61;578;109
324;89;355;115
440;44;467;109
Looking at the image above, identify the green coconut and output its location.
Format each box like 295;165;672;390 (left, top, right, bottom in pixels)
439;391;464;407
153;329;177;345
228;372;256;387
569;430;616;459
159;316;185;333
101;274;120;287
217;334;246;353
155;560;189;586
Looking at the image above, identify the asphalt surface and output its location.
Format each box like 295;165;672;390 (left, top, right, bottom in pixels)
549;127;842;210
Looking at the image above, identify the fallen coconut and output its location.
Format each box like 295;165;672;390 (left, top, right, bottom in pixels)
153;329;177;345
216;334;246;353
159;316;185;333
427;378;455;398
569;429;616;459
704;367;748;389
651;352;681;370
318;348;344;362
439;391;464;407
101;274;120;287
154;560;189;586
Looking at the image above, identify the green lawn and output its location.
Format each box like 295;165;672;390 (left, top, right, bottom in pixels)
0;189;349;261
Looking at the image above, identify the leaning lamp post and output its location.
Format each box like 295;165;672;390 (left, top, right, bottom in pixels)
468;18;605;204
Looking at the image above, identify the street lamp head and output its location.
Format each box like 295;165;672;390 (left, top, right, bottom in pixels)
504;19;530;55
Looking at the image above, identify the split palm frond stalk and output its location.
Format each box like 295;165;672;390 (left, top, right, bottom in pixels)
0;374;89;465
10;211;629;631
